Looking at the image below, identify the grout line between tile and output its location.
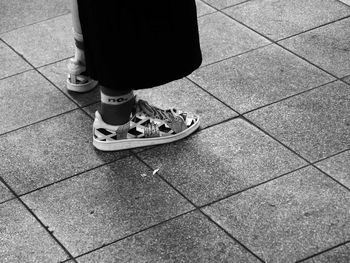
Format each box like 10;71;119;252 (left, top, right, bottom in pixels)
0;38;100;135
240;116;350;193
70;209;196;262
0;108;80;138
36;55;74;69
132;153;199;208
273;41;350;85
0;39;97;137
335;0;350;8
132;152;266;263
185;77;241;115
296;239;350;262
276;15;350;42
311;148;350;165
0;195;18;206
197;43;274;70
15;153;132;198
201;0;253;11
1;38;83;108
213;3;350;84
199;210;266;262
241;79;338;115
0;68;34;82
135;117;349;261
0;176;77;263
198;164;310;209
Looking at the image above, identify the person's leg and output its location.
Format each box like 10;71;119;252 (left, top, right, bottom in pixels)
66;0;97;92
100;87;135;125
76;0;201;151
70;0;84;64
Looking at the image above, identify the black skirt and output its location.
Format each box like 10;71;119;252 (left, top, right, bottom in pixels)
77;0;202;90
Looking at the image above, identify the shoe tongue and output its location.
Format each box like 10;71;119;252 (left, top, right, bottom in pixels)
138;99;158;116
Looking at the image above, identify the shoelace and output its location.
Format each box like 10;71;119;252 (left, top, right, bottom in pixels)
138;100;181;122
144;121;160;137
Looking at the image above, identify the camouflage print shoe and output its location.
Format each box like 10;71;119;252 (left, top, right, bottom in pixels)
93;99;200;151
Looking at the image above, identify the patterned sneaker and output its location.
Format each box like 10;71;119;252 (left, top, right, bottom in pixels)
93;99;200;151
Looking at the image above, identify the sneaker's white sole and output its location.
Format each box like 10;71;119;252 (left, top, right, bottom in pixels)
93;118;200;151
66;78;98;93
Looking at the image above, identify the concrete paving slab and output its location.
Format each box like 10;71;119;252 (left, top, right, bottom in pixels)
224;0;350;40
22;156;194;256
203;166;350;263
279;18;350;78
198;12;270;66
202;0;248;9
0;70;76;135
0;110;129;195
189;44;334;113
303;243;350;263
77;211;260;263
0;181;14;204
196;0;216;16
38;59;100;107
0;0;70;34
0;40;31;79
0;199;68;262
139;118;305;207
315;150;350;189
246;81;350;162
1;14;73;67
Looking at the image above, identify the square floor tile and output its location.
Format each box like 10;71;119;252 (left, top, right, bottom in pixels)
202;0;248;9
22;156;194;256
0;0;70;34
0;110;129;195
139;118;305;207
77;211;260;263
0;40;31;79
224;0;350;40
303;243;350;263
39;59;100;107
196;0;216;16
0;199;68;262
315;150;350;189
1;14;73;67
246;81;350;162
203;167;350;263
279;18;350;78
0;70;76;134
189;44;334;113
0;181;14;204
198;12;270;66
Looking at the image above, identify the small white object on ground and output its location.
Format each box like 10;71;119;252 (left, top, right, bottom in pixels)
152;168;160;175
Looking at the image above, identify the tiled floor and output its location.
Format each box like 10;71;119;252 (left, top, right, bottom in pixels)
1;0;349;262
